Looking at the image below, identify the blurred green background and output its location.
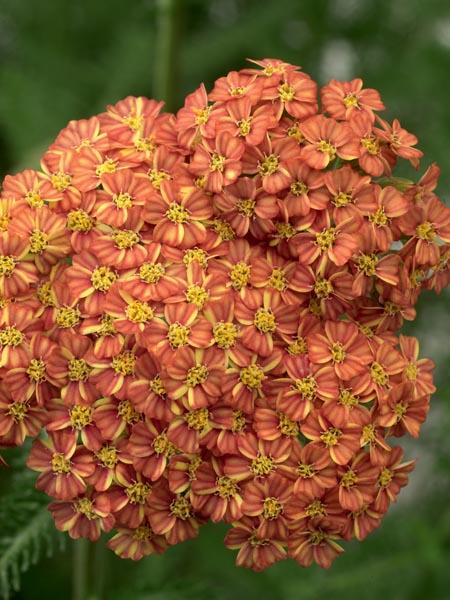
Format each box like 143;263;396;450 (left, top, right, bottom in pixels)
1;0;450;598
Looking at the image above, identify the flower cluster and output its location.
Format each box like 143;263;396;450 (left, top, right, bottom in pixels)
0;58;448;571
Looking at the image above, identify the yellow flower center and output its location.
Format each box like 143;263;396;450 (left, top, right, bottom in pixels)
56;306;81;328
51;172;72;191
170;495;192;519
231;409;246;432
25;191;44;208
111;351;136;376
294;376;317;399
135;137;156;153
290;181;309;196
166;202;190;224
212;219;235;240
297;463;316;478
51;452;71;474
278;83;295;102
276;222;296;239
123;113;144;131
95;159;117;177
405;362;418;381
7;401;28;422
258;154;279;176
369;207;388;226
269;268;287;291
320;426;342;447
213;321;238;349
68;358;92;381
167;323;190;348
378;467;393;487
139;262;165;284
383;301;400;316
98;314;116;336
185;284;209;309
184;407;210;431
340;469;358;488
236;198;256;217
229;261;251;290
305;499;327;517
314;277;334;299
253;308;277;333
29;230;49;254
0;326;24;347
343;92;359;108
91;266;117;292
263;497;283;519
357;253;378;276
287;337;308;355
333;192;352;207
125;300;154;323
26;359;47;382
96;445;118;468
37;282;55;306
331;342;346;363
240;364;265;389
361;136;380;155
148;169;170;190
183;248;208;268
69;405;93;429
278;412;299;436
370;362;388;386
287;123;304;142
230;86;246;97
133;526;152;541
394;403;407;421
0;255;16;277
126;482;151;505
67;209;94;232
194;107;211;126
416;221;436;241
75;498;96;519
216;475;239;499
316;227;336;250
338;388;359;407
210;153;226;172
149;375;166;396
250;454;274;476
361;424;376;444
153;432;177;457
317;140;336;159
186;364;209;387
112;229;140;249
117;399;140;424
238;118;252;136
113;192;133;209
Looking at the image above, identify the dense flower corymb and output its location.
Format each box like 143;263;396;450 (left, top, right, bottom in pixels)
0;57;448;572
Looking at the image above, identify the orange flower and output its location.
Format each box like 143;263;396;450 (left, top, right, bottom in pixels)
49;491;114;540
0;235;38;298
321;78;384;121
300;115;359;169
288;520;344;568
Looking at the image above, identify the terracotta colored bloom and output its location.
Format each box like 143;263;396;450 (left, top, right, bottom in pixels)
0;235;38;298
288;520;344;568
214;176;279;238
263;70;318;120
177;84;220;149
27;430;94;499
301;411;361;465
49;491;114;540
399;335;435;398
51;116;110;154
189;132;244;193
88;344;139;396
111;463;153;528
283;162;328;217
93;396;141;441
191;456;243;522
224;516;287;571
308;321;371;380
162;346;224;410
336;451;378;511
125;353;172;421
278;442;337;497
321;78;384;121
300;115;359;169
0;385;45;446
377;382;429;438
218;98;277;146
242;473;291;538
209;71;263;104
356;342;405;400
224;434;291;482
349;111;393;177
373;446;415;512
108;519;168;560
92;225;148;270
143;181;212;248
374;117;423;167
147;480;200;544
128;419;177;481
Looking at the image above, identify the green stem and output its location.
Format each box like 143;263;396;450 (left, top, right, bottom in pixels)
73;538;89;600
154;0;181;111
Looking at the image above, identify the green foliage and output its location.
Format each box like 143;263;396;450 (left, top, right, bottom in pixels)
0;451;64;600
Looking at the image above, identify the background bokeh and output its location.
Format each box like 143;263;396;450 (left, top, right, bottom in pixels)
0;0;449;598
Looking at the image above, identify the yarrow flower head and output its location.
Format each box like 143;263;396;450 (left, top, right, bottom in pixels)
0;58;447;572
